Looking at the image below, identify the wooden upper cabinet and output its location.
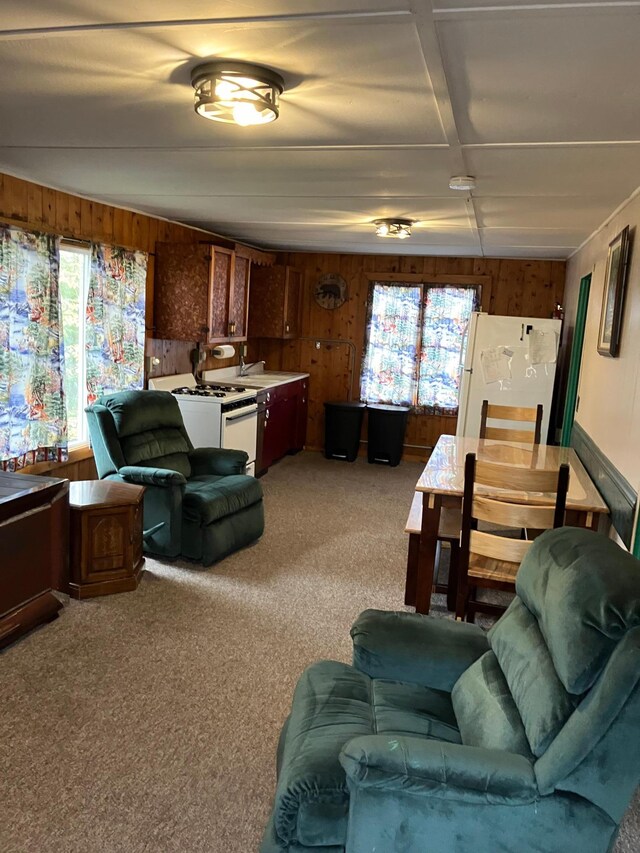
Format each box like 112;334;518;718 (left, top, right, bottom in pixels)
248;265;303;339
153;242;251;343
154;242;211;341
208;246;233;341
231;253;251;340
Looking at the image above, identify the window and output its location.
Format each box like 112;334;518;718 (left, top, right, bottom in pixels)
59;245;90;445
361;282;479;414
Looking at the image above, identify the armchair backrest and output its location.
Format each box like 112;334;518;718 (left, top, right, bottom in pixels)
86;390;194;479
452;527;640;822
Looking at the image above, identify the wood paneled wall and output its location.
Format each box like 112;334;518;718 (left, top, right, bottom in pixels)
0;171;229;333
249;252;566;457
0;171;235;480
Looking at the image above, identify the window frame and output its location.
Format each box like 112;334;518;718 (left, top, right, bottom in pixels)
360;273;492;413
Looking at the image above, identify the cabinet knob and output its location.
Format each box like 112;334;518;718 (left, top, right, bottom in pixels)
285;323;290;333
266;392;271;402
228;321;236;335
265;409;270;419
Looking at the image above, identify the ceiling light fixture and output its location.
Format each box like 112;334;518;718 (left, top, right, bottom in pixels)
191;60;285;126
449;175;476;191
373;218;413;239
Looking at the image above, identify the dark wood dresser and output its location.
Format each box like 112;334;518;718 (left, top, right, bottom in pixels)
69;480;145;598
0;471;69;649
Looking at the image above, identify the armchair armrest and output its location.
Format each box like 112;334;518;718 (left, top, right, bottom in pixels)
351;610;489;691
117;466;187;487
188;447;248;476
340;736;538;805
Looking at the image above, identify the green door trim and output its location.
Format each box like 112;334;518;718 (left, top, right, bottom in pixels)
633;504;640;558
561;273;591;447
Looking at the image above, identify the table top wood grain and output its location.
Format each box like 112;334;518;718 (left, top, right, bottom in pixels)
416;435;608;515
69;479;144;510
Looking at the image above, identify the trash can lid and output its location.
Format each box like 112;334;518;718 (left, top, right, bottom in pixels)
367;404;411;413
324;401;367;409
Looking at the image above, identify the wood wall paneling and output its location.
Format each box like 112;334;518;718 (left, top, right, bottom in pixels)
2;172;567;468
248;253;566;453
0;171;240;480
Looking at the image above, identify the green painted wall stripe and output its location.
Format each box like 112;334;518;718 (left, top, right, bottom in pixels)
561;274;591;448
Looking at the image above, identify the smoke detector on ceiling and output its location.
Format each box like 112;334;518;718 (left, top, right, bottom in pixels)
449;176;476;191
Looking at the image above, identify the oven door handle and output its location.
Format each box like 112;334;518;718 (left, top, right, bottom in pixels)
224;407;258;423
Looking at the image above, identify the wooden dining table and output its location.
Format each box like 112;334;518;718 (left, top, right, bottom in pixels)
407;434;609;615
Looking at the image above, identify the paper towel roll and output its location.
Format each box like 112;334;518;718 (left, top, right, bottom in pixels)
211;344;235;359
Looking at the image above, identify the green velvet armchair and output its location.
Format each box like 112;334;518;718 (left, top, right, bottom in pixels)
262;527;640;852
86;390;264;566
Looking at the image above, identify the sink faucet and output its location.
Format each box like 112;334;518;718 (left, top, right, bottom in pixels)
239;356;265;377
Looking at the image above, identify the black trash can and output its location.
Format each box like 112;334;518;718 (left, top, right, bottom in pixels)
324;401;366;462
367;404;410;467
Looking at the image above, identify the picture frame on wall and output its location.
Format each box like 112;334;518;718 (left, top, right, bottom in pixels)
597;225;631;357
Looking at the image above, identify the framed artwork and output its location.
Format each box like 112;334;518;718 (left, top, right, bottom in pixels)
598;225;631;357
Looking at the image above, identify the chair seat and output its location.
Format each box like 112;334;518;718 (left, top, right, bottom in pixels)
469;554;519;584
183;474;263;525
272;660;461;850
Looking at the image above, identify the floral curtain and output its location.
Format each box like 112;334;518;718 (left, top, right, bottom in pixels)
0;225;67;469
360;281;479;413
417;286;479;415
360;283;422;405
86;243;147;403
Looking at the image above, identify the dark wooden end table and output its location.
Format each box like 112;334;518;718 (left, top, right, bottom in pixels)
69;480;145;599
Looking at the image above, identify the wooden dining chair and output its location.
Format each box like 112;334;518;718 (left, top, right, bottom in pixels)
455;452;569;622
479;400;543;445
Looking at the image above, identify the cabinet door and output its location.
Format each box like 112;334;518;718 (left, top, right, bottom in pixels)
262;403;278;469
154;243;211;341
230;254;251;340
294;378;308;451
284;268;302;338
248;265;286;338
208;246;233;342
256;403;267;476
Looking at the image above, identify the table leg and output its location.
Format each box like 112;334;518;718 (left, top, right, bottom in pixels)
404;534;419;606
415;492;441;615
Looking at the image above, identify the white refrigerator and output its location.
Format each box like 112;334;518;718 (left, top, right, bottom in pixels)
456;313;562;443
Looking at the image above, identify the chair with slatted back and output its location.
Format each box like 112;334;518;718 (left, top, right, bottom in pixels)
479;400;543;445
456;452;569;621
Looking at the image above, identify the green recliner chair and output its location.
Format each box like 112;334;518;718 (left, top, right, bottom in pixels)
85;390;264;566
262;527;640;852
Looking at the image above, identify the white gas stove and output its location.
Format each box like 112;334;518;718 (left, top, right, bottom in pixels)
148;373;258;476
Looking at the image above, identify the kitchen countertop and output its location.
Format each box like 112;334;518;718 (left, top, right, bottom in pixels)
202;369;309;390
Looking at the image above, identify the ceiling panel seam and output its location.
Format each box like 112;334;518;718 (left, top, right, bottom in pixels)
410;1;483;254
0;9;413;41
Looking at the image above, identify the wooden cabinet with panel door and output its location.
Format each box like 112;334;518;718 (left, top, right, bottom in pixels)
293;377;308;452
154;242;251;344
255;379;309;475
248;265;303;339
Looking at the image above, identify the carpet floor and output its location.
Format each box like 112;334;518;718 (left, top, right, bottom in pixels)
1;451;638;852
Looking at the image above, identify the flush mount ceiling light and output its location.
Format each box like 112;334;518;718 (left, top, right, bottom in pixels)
449;175;476;191
374;218;413;239
191;60;285;126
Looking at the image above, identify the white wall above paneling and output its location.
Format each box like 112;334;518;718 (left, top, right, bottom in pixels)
565;189;640;494
1;0;639;257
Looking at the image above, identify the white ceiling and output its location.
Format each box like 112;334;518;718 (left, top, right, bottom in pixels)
1;1;640;258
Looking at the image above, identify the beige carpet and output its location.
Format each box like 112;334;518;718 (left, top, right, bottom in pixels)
1;452;638;853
